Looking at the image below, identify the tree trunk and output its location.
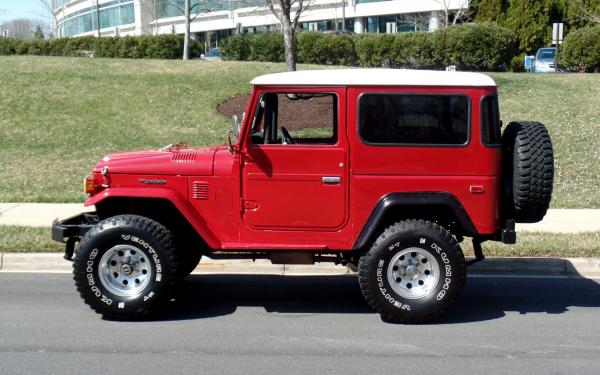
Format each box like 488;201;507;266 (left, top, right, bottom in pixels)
183;0;191;60
281;17;296;71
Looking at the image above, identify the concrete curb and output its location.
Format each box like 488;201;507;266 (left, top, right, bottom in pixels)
0;253;599;278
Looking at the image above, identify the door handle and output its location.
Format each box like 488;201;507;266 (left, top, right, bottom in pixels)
322;176;341;184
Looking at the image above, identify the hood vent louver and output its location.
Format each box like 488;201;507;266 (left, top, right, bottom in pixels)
172;152;197;163
192;181;209;200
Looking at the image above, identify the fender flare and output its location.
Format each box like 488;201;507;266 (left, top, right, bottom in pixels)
85;187;221;249
353;192;477;251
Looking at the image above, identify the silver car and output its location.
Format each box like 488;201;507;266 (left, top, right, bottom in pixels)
533;47;556;73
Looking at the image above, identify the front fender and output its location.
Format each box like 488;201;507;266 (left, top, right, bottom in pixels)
85;187;221;249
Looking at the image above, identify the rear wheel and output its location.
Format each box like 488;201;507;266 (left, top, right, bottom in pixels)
358;220;466;323
73;215;178;320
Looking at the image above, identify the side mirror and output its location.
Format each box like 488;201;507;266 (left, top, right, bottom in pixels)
231;115;241;138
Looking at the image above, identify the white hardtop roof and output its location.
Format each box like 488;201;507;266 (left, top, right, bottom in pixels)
251;69;496;87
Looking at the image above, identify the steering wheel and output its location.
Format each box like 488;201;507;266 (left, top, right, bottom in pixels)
280;127;295;144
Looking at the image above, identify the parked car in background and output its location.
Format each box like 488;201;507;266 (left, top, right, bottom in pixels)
533;47;557;73
201;47;221;61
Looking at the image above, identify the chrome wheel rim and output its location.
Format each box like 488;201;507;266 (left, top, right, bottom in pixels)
98;245;152;297
387;247;440;300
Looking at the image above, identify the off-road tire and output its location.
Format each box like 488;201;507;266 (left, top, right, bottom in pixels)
358;220;466;324
502;121;554;223
73;215;178;320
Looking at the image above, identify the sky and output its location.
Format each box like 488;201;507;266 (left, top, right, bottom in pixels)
0;0;49;24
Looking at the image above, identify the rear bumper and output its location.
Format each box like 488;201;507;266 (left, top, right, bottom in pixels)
51;213;99;260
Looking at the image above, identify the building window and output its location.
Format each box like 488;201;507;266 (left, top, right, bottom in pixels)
58;1;134;36
397;12;430;32
358;94;470;146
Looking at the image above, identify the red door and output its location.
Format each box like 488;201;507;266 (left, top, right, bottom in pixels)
241;88;348;230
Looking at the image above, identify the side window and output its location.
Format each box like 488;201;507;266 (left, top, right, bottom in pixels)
481;95;501;146
251;92;337;145
358;94;470;146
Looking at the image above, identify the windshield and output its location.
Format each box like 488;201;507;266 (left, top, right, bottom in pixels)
537;49;556;61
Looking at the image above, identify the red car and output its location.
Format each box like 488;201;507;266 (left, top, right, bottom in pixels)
53;69;554;323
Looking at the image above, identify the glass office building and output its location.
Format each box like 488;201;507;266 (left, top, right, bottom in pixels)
53;0;464;40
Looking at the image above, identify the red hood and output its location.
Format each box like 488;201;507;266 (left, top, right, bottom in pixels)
93;147;220;176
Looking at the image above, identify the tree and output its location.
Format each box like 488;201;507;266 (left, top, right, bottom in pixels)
266;0;311;71
471;0;509;23
435;0;471;28
0;18;37;39
34;24;44;39
36;0;58;38
141;0;210;59
565;0;600;28
139;0;161;36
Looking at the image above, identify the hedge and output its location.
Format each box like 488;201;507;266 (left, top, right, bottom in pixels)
221;23;517;71
558;25;600;73
0;34;202;59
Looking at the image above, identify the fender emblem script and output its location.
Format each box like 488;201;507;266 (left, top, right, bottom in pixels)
138;178;167;185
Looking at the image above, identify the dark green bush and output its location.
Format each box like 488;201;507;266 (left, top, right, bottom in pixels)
145;34;183;59
249;32;284;62
296;31;325;64
510;53;526;72
390;32;436;68
353;33;392;67
558;25;600;72
0;35;190;59
0;38;17;55
311;34;357;66
220;34;251;61
434;22;516;71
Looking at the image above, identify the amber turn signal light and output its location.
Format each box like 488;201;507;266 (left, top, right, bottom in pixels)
84;176;96;195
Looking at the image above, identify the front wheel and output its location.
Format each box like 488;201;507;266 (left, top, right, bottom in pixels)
358;220;466;323
73;215;178;320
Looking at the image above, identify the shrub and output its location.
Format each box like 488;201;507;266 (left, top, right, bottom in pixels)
220;34;251;61
390;32;436;69
558;25;600;72
311;34;357;66
434;22;516;71
93;37;120;58
0;38;17;55
249;32;284;62
353;33;394;67
145;34;183;59
510;53;526;72
296;31;325;64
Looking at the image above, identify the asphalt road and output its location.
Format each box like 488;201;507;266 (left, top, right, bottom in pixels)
1;273;599;375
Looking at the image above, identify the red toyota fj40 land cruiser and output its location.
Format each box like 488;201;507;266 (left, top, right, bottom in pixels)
53;69;554;323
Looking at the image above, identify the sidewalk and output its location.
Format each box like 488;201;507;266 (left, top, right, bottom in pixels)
1;203;599;232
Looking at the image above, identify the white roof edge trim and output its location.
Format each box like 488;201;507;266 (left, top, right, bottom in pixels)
251;69;497;87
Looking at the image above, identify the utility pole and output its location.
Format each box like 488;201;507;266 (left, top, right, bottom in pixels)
341;0;345;31
183;0;190;60
95;0;101;37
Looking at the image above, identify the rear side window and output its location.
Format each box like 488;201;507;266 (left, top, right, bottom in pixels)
481;95;501;146
358;94;470;146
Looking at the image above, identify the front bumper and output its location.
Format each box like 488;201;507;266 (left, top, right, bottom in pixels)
51;213;99;260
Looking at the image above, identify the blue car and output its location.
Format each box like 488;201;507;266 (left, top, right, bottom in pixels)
201;47;221;61
533;47;557;73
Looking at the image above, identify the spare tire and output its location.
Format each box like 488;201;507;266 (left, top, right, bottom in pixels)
501;121;554;223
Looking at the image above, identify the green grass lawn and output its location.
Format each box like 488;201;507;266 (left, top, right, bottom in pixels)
1;225;598;257
0;56;598;207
